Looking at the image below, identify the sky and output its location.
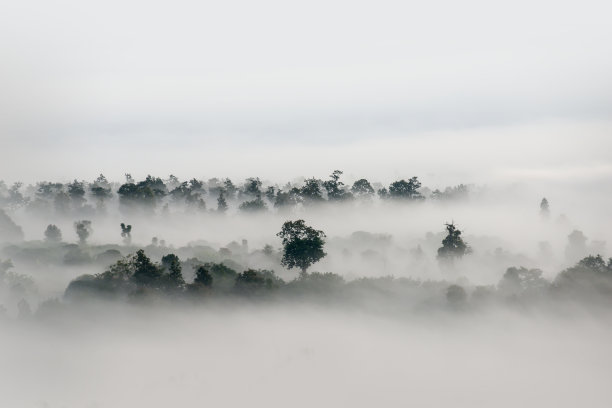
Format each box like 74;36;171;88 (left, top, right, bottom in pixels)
1;0;611;183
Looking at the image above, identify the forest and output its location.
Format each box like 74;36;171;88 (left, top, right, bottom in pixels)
1;171;609;319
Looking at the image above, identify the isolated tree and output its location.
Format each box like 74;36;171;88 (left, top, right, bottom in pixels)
540;198;550;218
437;222;470;262
74;220;92;244
277;220;326;274
44;224;62;242
120;223;132;245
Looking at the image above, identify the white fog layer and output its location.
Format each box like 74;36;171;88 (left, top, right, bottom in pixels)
2;0;612;407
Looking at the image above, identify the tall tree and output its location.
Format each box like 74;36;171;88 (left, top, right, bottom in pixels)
277;220;326;274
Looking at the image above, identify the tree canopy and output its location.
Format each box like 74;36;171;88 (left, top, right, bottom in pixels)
277;220;326;274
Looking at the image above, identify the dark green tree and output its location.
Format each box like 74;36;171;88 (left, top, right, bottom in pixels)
323;170;352;201
131;249;163;287
194;265;213;287
300;178;324;204
388;177;423;200
277;220;326;274
223;178;238;200
67;180;86;208
351;178;375;198
117;175;167;212
437;222;470;262
274;188;300;211
239;194;267;213
234;269;282;295
161;253;185;288
90;174;112;209
242;177;262;198
265;186;276;202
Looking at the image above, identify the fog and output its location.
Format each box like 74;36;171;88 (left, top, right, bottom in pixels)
1;171;611;407
2;0;612;406
1;304;611;408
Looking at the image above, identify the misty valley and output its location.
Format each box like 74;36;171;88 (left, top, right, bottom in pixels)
1;172;611;408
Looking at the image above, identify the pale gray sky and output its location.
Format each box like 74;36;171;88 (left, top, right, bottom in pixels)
1;0;611;182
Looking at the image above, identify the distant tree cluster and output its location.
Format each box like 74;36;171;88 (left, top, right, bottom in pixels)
0;171;476;217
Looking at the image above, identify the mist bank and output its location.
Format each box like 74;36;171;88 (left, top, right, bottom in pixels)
2;302;612;408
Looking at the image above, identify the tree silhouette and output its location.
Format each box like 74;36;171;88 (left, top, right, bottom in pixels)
44;224;62;242
161;253;185;289
540;198;550;218
120;223;132;245
74;220;92;245
217;191;228;213
194;265;213;287
388;177;423;200
437;222;470;262
351;178;375;198
277;220;326;275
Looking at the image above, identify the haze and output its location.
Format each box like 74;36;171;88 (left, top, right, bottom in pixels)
1;1;612;407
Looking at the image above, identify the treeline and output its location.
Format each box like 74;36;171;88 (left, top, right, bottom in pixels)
0;171;470;215
62;250;612;308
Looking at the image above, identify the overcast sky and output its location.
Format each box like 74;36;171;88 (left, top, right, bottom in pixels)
1;0;611;182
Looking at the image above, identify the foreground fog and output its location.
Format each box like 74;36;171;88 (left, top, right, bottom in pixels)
2;305;612;408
